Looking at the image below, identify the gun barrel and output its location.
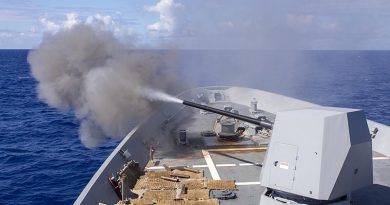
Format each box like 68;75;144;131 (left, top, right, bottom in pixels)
182;100;272;129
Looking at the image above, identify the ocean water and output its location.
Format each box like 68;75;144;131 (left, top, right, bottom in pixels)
0;49;389;204
0;50;117;205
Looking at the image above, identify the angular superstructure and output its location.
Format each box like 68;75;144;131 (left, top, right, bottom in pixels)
260;108;373;204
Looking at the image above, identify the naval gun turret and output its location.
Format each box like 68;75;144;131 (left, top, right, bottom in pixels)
260;107;373;205
182;100;273;129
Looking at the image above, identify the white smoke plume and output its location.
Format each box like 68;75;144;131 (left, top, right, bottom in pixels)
138;87;183;104
147;0;386;49
28;24;182;148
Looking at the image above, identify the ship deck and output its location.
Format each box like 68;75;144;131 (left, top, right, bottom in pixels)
75;87;390;205
147;148;265;204
144;102;390;205
143;102;267;205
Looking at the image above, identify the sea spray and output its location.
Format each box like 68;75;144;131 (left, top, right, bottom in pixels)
28;23;182;148
138;87;183;104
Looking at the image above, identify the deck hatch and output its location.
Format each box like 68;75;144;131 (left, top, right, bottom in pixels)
269;143;298;190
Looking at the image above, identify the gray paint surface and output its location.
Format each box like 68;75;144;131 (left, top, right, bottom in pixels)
260;108;373;201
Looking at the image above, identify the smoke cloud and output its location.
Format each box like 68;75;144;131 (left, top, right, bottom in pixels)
147;0;319;97
148;0;387;49
28;24;182;148
138;87;183;104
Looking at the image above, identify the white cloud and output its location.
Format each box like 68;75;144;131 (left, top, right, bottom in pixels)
145;0;182;34
85;13;135;37
40;17;60;32
85;14;115;30
40;13;107;33
37;13;134;41
40;13;80;33
63;13;80;29
0;30;38;38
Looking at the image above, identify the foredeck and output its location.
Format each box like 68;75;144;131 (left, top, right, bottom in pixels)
144;102;390;205
76;87;390;205
142;102;268;205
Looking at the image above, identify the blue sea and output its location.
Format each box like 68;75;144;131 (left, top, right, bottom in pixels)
0;49;389;204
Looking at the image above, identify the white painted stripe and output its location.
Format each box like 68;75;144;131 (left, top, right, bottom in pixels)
239;163;254;166
147;165;210;169
192;165;208;168
146;163;263;171
373;157;390;160
216;163;236;167
236;182;261;186
146;166;165;170
207;147;267;152
202;150;221;180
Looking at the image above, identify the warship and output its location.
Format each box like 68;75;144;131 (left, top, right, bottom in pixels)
74;86;390;205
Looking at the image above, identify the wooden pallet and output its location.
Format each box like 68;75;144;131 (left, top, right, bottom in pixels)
207;180;236;190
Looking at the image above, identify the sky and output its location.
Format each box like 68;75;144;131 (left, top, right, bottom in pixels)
2;0;390;49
